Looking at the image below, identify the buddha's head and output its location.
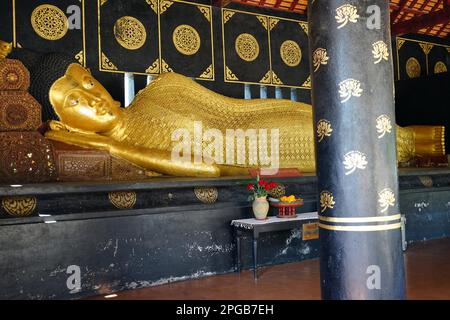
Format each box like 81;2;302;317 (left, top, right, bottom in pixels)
49;63;122;133
8;48;122;134
0;40;12;60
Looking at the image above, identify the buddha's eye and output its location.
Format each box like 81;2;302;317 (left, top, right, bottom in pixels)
66;94;80;107
83;78;95;89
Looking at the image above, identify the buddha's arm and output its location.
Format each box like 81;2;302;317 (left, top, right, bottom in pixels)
45;130;221;177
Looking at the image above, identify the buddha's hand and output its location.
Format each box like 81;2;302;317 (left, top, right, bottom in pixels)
45;129;112;151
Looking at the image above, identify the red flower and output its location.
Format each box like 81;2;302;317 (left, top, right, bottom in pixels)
265;184;271;190
268;182;277;189
247;183;254;190
258;179;268;186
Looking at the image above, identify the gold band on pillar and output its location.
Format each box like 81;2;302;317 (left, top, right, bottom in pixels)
319;223;402;232
319;214;402;232
319;214;401;223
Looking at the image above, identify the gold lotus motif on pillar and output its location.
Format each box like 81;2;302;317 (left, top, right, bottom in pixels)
372;41;389;64
114;16;147;50
312;48;329;72
280;40;302;67
378;188;395;213
335;4;359;29
317;119;333;142
376;115;392;139
173;24;201;56
338;79;363;103
320;191;335;213
235;33;260;62
343;151;368;175
31;4;68;41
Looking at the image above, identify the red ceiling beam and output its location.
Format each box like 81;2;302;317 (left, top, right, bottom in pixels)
212;0;233;7
391;0;410;24
274;0;283;8
425;0;443;33
289;0;299;11
392;1;450;35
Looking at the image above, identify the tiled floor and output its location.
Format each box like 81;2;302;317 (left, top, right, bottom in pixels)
87;237;450;300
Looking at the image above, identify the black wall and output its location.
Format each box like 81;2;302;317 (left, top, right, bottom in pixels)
0;0;311;104
0;1;449;141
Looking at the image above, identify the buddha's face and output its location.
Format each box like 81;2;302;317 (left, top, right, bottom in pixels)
50;63;122;133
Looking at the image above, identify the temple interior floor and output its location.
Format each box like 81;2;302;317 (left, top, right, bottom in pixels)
86;237;450;300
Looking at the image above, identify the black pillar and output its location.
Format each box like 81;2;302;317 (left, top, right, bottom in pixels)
308;0;406;299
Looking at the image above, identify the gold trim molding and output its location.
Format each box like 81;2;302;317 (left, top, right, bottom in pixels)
419;43;433;55
199;64;213;79
259;70;272;84
75;50;84;66
101;52;118;70
225;66;238;81
269;18;279;31
146;0;158;14
197;5;211;22
223;10;235;24
159;0;174;14
146;58;160;74
301;75;311;88
161;59;173;73
396;39;405;50
257;16;268;30
299;21;308;34
272;71;283;85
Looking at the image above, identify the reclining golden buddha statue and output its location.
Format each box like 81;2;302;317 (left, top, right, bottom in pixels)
7;48;446;177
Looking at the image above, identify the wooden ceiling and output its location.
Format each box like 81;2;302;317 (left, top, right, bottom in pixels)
220;0;450;38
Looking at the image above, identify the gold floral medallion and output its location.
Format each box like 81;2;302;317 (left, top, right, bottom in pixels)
173;24;201;56
280;40;302;67
434;61;447;74
235;33;259;62
2;197;37;217
31;5;68;41
406;57;421;78
194;187;218;204
108;191;137;209
114;16;147;50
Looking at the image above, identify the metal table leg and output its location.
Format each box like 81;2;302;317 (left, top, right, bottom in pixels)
236;229;242;273
252;232;258;280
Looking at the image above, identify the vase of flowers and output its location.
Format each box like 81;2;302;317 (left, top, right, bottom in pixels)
247;176;277;220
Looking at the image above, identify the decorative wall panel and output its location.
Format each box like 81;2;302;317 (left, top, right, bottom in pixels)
396;37;450;80
98;0;159;75
159;0;214;80
222;8;308;89
12;0;85;66
222;8;271;85
270;18;309;88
